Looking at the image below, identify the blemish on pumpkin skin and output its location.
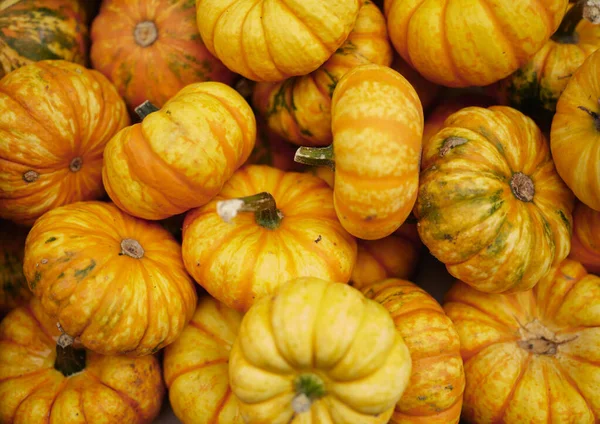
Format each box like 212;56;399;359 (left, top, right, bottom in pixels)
314;235;322;243
417;395;427;401
74;260;96;280
45;237;57;243
30;271;42;289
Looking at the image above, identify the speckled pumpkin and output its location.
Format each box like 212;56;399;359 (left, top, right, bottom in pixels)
196;0;361;82
90;0;235;111
23;201;197;356
164;296;244;424
0;60;130;226
444;259;600;423
569;201;600;274
0;298;165;423
252;0;392;147
0;220;31;315
229;277;413;423
416;106;574;293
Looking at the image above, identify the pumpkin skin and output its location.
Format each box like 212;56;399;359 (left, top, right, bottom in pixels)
252;1;392;147
391;55;440;113
550;48;600;211
0;221;31;315
416;106;574;293
23;201;197;356
229;277;413;423
569;201;600;274
0;298;165;423
363;279;465;424
182;165;357;312
196;0;361;82
444;259;600;423
102;81;256;220
329;63;423;240
0;0;89;79
90;0;235;112
384;0;568;87
0;60;130;226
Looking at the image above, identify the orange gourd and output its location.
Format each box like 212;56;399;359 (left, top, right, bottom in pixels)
569;201;600;273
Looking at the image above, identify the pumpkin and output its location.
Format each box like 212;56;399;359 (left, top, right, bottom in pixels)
195;0;361;82
416;106;574;293
391;55;441;113
384;0;569;87
0;0;89;79
295;64;423;240
90;0;235;112
23;201;197;356
363;279;465;424
182;164;357;312
246;117;304;172
0;220;31;315
164;296;244;424
229;277;413;423
444;259;600;423
551;47;600;211
496;2;600;116
0;60;129;226
252;0;392;147
102;81;256;220
0;298;165;423
569;201;600;274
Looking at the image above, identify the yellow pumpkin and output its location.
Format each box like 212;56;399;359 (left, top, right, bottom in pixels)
569;201;600;274
196;0;361;82
363;279;465;424
23;201;197;356
182;165;357;312
164;296;244;424
444;259;600;423
0;298;165;423
229;277;413;423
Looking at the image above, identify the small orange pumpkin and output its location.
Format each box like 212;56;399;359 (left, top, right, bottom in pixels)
569;201;600;274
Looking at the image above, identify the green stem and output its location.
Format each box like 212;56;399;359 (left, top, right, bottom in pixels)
552;1;584;43
292;374;326;414
54;329;86;377
216;192;283;230
294;145;335;169
134;100;160;120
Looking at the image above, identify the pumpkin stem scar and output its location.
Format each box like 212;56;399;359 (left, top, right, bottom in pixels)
583;0;600;24
439;136;468;157
134;100;160;120
517;319;578;355
577;105;600;131
510;172;535;202
216;192;283;230
292;374;326;413
69;157;83;172
54;322;86;377
120;238;145;259
552;1;584;43
294;145;335;169
134;21;158;47
22;170;39;183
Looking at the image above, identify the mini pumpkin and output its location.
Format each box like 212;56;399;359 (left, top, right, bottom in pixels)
569;201;600;273
0;298;165;423
551;47;600;211
196;0;360;82
0;60;130;226
182;165;357;312
23;201;197;356
416;106;574;293
295;64;424;240
0;220;31;315
384;0;569;87
444;259;600;423
363;279;465;424
252;0;392;147
90;0;235;111
229;277;413;423
102;82;256;220
164;296;243;424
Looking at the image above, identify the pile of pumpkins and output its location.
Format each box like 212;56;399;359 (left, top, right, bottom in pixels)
0;0;599;423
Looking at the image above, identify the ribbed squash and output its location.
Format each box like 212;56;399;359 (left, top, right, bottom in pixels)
569;201;600;273
0;220;31;315
0;60;130;226
196;0;361;82
252;0;392;147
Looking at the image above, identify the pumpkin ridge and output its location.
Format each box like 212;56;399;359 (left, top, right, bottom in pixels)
439;0;468;86
187;320;232;351
0;365;48;384
239;231;268;308
86;370;145;421
559;352;600;367
477;0;523;60
237;1;261;82
400;0;425;69
11;372;57;418
275;0;330;53
491;351;532;423
552;359;596;418
166;358;229;388
210;386;233;422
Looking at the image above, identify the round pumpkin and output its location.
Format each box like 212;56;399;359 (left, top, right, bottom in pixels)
391;54;441;113
551;47;600;211
252;0;392;147
295;64;424;240
0;220;31;315
384;0;569;87
0;60;130;226
363;279;465;424
0;298;165;423
182;164;357;312
0;0;89;79
444;259;600;423
102;81;256;220
164;296;243;424
229;277;413;423
196;0;361;82
23;201;197;356
416;106;574;293
90;0;235;112
569;201;600;274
